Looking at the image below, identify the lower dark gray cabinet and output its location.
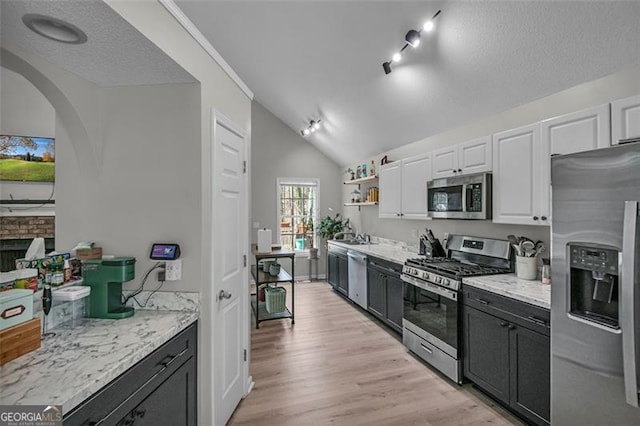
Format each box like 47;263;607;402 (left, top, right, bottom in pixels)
64;321;198;426
463;286;550;426
327;246;348;297
337;255;349;296
386;274;404;332
367;257;403;334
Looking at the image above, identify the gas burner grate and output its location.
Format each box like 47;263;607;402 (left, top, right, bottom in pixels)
405;257;510;278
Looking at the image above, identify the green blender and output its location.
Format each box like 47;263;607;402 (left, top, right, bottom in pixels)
83;257;136;319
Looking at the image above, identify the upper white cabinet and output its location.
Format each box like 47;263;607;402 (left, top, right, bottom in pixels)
492;124;549;226
401;153;432;220
493;104;612;226
612;94;640;145
541;104;610;156
378;161;402;219
379;153;431;220
432;136;492;179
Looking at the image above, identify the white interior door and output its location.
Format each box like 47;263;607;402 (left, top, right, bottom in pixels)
213;111;247;425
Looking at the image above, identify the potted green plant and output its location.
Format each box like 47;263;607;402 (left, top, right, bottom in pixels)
317;213;350;241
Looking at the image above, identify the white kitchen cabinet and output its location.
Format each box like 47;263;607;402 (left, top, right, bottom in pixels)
378;161;402;219
541;104;611;156
431;136;492;179
612;94;640;145
492;124;548;226
431;146;458;179
401;153;431;220
458;136;492;175
379;153;431;220
540;104;610;223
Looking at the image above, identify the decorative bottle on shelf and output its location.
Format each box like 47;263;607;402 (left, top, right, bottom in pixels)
370;161;375;177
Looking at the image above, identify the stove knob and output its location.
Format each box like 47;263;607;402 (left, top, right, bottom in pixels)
441;278;449;287
435;276;441;284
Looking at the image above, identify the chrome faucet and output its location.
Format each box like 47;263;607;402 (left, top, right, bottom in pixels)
355;233;371;243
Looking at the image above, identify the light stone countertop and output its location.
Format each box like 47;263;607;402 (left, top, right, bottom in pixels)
0;309;198;414
462;274;551;309
328;240;420;265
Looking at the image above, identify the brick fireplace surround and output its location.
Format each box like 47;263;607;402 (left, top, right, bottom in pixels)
0;216;55;271
0;216;55;240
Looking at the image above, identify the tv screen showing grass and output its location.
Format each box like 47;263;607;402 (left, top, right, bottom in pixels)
0;135;55;182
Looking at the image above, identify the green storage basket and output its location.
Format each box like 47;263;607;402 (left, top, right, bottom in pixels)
265;286;286;313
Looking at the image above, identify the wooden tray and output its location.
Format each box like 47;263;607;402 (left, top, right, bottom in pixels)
0;317;41;365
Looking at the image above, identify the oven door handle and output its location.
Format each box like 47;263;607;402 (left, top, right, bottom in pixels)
401;274;457;301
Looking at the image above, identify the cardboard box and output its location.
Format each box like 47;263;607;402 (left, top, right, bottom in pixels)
15;253;71;289
0;317;41;366
75;247;103;261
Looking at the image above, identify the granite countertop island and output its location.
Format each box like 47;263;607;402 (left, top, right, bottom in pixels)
0;307;198;414
462;274;551;309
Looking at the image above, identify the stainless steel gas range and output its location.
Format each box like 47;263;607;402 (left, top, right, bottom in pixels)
401;235;513;383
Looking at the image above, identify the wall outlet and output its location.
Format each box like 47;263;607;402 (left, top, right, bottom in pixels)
157;270;166;282
166;259;182;281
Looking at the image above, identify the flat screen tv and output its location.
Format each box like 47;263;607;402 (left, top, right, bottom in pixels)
0;135;55;182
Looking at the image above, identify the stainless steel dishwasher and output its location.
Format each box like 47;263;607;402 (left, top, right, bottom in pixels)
347;250;367;309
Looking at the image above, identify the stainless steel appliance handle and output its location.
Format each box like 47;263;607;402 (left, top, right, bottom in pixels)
461;183;468;214
401;273;457;301
347;252;366;262
622;200;639;407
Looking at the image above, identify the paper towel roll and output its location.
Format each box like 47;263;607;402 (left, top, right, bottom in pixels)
257;229;272;253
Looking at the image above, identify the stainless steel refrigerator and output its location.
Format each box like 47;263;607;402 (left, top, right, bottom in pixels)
552;141;640;425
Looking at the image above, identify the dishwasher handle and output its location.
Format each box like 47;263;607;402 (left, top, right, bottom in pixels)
347;251;367;262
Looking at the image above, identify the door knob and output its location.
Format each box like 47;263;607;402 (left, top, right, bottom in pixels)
218;290;232;300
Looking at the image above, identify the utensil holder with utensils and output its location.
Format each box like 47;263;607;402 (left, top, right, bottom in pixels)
516;255;538;280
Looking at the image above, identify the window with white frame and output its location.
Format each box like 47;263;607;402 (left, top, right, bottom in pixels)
277;178;319;253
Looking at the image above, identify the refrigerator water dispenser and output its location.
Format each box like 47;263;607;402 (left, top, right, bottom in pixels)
568;243;620;330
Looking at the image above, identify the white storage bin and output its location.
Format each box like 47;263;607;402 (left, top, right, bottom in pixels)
54;286;91;327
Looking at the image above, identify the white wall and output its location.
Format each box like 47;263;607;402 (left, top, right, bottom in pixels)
55;83;201;289
102;3;252;424
0;67;55;216
343;66;640;253
3;1;253;422
251;101;342;277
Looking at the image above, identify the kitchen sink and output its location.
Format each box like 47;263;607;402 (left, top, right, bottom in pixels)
338;240;372;245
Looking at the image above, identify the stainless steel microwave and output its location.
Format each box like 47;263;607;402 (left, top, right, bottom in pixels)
427;173;492;219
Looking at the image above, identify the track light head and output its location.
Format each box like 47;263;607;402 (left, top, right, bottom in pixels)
301;119;321;136
405;29;421;47
383;61;392;75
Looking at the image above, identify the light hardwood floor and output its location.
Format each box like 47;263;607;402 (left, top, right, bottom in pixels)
230;282;523;426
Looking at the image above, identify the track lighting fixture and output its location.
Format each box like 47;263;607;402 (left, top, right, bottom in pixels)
301;119;322;136
382;9;441;75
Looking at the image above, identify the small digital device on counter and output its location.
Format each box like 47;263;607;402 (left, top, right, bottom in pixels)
149;243;181;260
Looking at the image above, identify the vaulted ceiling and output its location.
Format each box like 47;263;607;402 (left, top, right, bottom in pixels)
175;0;640;166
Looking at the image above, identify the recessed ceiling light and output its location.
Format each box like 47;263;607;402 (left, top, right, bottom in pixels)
23;14;87;44
423;20;434;32
392;53;402;62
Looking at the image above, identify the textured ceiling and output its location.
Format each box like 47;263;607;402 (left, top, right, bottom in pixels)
1;0;196;87
176;0;640;166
